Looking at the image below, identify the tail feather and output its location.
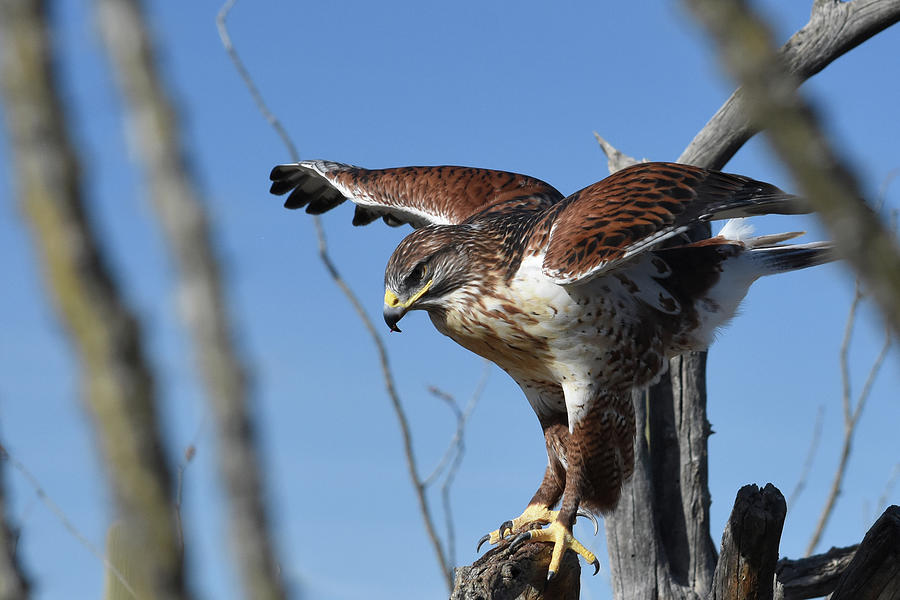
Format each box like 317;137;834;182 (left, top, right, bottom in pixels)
750;241;835;274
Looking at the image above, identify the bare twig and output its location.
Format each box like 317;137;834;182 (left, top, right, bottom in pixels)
423;363;489;486
787;404;825;510
426;362;490;565
806;313;892;554
216;1;454;589
0;444;132;598
216;0;299;161
804;169;896;551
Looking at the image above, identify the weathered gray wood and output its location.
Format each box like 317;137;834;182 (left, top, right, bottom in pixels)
776;544;856;600
605;388;698;600
660;351;718;593
451;541;580;600
678;0;900;169
709;484;786;600
829;506;900;600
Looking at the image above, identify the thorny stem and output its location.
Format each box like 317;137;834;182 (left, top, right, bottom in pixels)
216;1;454;589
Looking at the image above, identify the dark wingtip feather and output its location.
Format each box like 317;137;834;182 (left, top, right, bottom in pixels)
269;164;290;181
269;180;296;196
352;205;381;226
283;195;305;210
269;164;301;196
283;184;310;209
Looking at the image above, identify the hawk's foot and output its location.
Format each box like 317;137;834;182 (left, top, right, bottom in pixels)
509;520;600;580
476;504;555;552
476;504;598;552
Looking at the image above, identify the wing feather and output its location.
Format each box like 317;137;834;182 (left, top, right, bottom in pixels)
542;162;810;284
269;160;563;228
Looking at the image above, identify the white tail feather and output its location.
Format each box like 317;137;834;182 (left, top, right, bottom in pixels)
718;218;805;248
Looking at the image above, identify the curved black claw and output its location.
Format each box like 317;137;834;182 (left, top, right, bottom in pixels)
509;531;533;551
547;569;556;582
576;509;600;536
476;533;490;553
591;557;600;575
498;519;514;540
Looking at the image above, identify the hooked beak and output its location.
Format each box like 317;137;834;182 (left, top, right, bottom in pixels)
383;287;406;333
383;304;405;333
383;280;432;333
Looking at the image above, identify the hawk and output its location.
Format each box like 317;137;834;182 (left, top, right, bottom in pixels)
269;160;831;579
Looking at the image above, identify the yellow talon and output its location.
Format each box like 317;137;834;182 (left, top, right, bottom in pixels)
484;503;557;546
511;521;600;579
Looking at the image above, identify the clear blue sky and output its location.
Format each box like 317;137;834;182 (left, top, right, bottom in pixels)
1;1;898;599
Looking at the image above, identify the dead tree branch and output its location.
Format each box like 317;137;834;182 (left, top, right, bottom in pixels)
683;0;900;339
829;505;900;600
776;545;857;600
679;0;900;169
452;540;581;600
0;1;187;597
94;0;287;597
592;132;640;172
710;484;786;600
216;0;455;589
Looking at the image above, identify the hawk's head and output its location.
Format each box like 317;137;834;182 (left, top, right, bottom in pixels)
382;225;479;332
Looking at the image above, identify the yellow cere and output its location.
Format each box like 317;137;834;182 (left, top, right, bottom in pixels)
384;279;434;309
384;288;401;307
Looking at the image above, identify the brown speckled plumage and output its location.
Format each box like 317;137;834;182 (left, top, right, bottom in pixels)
270;159;832;566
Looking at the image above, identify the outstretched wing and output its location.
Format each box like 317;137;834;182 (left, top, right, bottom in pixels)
541;162;810;284
270;160;564;229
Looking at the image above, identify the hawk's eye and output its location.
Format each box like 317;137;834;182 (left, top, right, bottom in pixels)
407;262;428;286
